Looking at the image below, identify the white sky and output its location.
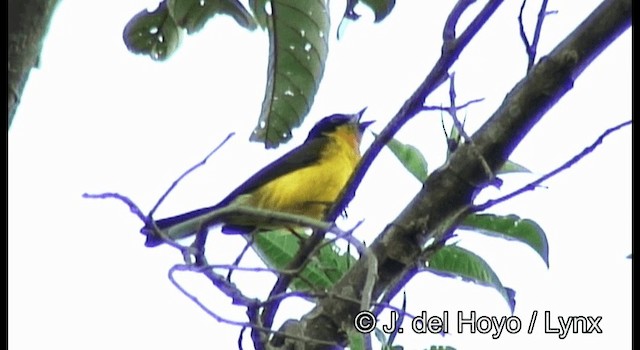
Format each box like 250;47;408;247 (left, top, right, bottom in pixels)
8;1;631;349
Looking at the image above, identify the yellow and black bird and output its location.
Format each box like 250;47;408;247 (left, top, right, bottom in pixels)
143;109;372;247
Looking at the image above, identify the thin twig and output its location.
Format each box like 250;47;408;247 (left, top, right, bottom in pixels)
149;132;235;218
443;0;475;44
227;238;256;282
474;120;632;211
81;192;146;221
448;74;494;182
447;73;472;143
518;0;531;58
314;220;365;255
167;265;336;347
519;0;551;72
422;97;485;112
529;0;550;71
82;191;187;250
168;264;257;324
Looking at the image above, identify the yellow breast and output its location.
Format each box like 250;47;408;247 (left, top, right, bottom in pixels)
238;126;361;221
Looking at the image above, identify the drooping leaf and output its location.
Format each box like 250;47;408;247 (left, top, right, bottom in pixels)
250;0;330;148
167;0;256;34
123;2;181;61
461;213;549;267
252;228;356;291
379;134;428;182
427;245;516;313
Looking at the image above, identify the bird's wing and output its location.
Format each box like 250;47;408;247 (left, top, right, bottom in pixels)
143;136;329;247
217;136;329;206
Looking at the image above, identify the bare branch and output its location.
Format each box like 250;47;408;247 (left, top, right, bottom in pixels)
149;132;235;218
518;1;531;56
529;0;551;71
168;264;257;324
227;238;256;281
519;0;552;72
82;192;146;222
168;265;336;347
447;73;472;144
474;119;632;211
443;0;476;44
421;97;484;112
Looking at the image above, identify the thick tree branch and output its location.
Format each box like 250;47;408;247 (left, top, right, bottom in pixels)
287;0;630;348
8;0;60;128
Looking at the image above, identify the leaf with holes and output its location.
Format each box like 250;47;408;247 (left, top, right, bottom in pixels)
167;0;256;34
250;0;330;148
350;0;396;22
123;2;181;61
249;0;269;28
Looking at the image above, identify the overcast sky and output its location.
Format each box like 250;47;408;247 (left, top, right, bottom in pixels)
9;1;631;349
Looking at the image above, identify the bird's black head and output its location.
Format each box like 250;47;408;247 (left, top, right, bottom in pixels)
306;108;372;141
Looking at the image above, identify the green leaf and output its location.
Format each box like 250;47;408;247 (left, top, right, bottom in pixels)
252;229;356;291
167;0;256;34
250;0;330;148
123;2;181;61
428;245;516;313
346;328;366;350
461;214;549;267
358;0;396;22
378;134;428;182
497;160;530;174
248;0;269;28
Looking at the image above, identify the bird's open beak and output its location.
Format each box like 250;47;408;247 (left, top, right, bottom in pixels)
355;107;374;132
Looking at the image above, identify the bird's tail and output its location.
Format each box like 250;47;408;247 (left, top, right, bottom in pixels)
141;205;221;247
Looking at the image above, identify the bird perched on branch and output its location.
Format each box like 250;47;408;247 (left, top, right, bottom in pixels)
142;108;372;247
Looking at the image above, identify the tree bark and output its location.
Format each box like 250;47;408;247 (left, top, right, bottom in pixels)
8;0;60;128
